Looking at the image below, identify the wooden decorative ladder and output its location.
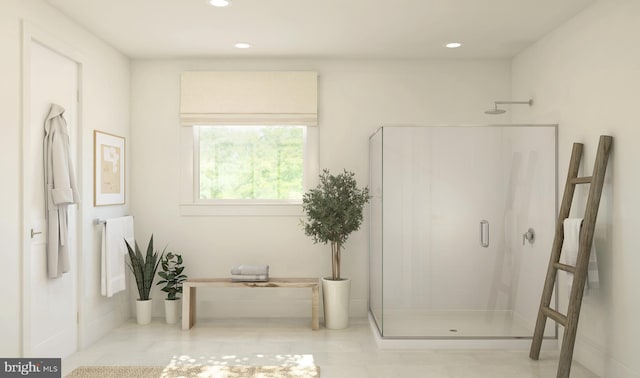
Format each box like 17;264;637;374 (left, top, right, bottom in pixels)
529;135;612;377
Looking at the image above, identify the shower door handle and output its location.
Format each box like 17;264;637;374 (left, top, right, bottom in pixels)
480;220;489;248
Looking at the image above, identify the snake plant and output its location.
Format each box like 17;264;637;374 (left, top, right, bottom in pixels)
125;235;164;301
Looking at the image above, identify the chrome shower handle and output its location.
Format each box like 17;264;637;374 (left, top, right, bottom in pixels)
480;220;489;248
523;228;535;245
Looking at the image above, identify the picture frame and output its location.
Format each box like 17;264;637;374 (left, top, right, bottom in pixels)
94;130;125;206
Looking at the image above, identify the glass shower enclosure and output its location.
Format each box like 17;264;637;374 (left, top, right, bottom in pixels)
369;125;557;339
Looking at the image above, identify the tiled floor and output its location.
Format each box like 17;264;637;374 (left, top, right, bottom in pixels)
63;317;598;377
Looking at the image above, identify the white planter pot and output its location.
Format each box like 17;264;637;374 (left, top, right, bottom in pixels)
322;277;351;329
136;299;152;325
164;299;181;324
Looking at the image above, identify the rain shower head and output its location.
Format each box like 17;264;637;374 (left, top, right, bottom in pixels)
485;99;533;115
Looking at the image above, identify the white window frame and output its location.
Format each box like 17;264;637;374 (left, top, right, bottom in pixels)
180;125;318;217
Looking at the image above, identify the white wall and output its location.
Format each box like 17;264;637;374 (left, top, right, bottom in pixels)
0;0;130;356
130;59;511;319
512;1;640;376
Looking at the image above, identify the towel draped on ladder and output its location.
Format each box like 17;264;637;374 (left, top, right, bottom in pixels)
562;218;600;294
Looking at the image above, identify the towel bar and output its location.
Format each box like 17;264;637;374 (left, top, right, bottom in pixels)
94;216;133;225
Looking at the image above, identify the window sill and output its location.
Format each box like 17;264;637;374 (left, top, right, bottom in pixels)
179;203;303;217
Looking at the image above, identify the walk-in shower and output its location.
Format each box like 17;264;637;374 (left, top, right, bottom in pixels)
369;125;557;344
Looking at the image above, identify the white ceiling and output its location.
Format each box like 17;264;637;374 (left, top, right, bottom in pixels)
46;0;595;59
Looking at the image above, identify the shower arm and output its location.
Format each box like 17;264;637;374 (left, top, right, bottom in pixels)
493;100;533;106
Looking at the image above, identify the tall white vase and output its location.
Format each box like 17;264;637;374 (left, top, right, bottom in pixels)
322;277;351;329
164;299;181;324
136;299;152;325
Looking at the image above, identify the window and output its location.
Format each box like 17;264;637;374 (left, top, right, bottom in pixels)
180;124;317;216
179;71;318;216
196;125;305;202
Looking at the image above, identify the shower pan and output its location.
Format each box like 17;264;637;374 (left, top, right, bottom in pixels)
369;125;557;343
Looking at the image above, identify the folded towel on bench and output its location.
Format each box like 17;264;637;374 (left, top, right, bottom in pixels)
230;264;269;276
230;274;269;282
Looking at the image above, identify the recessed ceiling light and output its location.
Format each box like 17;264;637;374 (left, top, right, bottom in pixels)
445;42;462;49
234;42;251;49
209;0;231;7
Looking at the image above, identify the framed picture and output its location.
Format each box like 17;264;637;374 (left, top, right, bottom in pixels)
94;130;125;206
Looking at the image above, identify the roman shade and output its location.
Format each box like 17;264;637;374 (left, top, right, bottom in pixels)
180;71;318;126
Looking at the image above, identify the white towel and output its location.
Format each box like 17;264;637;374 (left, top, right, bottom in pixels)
101;216;134;297
230;274;269;282
230;264;269;276
562;218;600;294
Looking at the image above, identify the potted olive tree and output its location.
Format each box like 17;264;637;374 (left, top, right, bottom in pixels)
157;252;187;324
301;169;369;329
125;235;164;325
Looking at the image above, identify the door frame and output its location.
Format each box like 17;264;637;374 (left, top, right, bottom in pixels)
21;21;85;357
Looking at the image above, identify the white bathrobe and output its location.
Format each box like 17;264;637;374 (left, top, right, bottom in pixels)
44;104;79;278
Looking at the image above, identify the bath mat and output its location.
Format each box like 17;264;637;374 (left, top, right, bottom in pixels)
66;364;320;377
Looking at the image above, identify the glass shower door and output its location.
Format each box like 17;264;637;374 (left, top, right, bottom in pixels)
369;129;383;332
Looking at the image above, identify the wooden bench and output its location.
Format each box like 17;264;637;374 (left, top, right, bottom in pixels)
181;277;320;331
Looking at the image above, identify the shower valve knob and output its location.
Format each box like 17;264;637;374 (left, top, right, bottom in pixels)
522;228;535;246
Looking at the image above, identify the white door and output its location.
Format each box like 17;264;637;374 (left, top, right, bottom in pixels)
24;39;79;358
